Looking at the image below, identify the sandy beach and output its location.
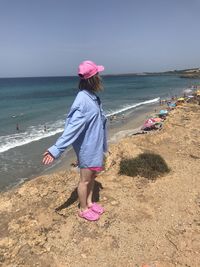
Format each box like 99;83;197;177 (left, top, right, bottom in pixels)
0;102;200;267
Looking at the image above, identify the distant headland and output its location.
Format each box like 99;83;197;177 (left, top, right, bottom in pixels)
169;68;200;78
104;68;200;79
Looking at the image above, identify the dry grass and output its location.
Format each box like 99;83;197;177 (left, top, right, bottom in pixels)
119;152;170;180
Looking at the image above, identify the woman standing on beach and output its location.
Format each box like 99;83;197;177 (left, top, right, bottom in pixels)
42;60;107;221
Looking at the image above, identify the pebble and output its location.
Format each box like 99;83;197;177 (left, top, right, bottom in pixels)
81;253;87;258
45;245;51;252
111;201;118;206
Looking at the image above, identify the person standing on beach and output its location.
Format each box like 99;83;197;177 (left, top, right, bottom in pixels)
16;123;20;131
42;60;107;221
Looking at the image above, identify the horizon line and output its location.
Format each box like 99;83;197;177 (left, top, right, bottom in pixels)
0;67;199;79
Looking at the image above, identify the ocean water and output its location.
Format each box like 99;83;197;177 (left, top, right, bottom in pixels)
0;74;198;191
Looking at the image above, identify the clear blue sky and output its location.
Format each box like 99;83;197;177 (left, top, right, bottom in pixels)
0;0;200;77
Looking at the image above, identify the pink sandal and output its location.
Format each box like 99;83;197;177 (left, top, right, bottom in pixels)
78;209;100;221
88;203;105;215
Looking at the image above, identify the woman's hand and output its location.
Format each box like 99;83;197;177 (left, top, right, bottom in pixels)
42;151;55;165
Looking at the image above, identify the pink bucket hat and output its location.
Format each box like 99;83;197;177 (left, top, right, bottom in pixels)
78;60;104;79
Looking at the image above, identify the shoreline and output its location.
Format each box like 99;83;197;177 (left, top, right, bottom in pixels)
24;102;161;184
0;101;161;193
0;99;161;193
0;102;199;266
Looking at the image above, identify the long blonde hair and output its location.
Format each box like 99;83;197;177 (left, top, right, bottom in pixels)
79;74;103;92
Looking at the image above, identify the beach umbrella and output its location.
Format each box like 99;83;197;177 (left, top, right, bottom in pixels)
141;118;156;130
153;117;162;123
159;110;168;115
141;122;155;130
187;95;194;98
168;103;176;107
145;118;155;124
177;97;185;101
183;89;193;95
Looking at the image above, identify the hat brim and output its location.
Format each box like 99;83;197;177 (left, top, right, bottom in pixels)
97;65;104;72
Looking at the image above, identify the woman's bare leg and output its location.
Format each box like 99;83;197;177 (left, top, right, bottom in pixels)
77;169;93;211
87;172;96;205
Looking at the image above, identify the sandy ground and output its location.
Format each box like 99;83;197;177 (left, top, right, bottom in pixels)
0;103;199;267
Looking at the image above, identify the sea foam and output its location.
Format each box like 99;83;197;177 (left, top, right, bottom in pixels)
0;97;159;153
106;97;160;116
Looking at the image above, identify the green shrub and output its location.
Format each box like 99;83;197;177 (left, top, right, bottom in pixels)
119;152;170;180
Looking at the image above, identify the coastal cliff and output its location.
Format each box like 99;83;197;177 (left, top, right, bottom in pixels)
0;103;200;267
144;67;200;79
178;68;200;78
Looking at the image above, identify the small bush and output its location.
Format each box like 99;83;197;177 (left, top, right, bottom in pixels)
119;152;170;180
